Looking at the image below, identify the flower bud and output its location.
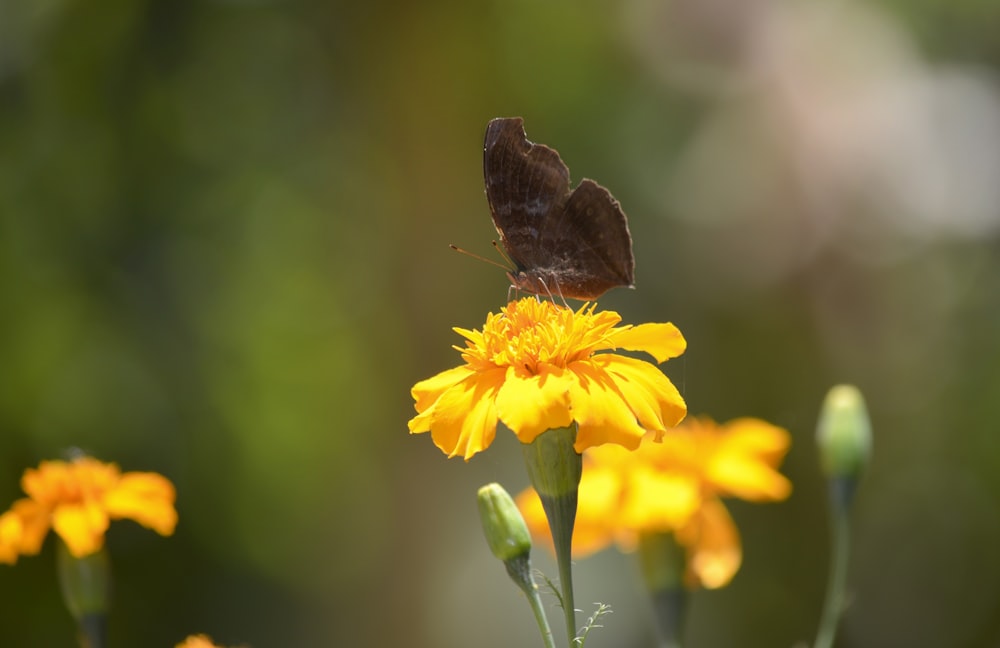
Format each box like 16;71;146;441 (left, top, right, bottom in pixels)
478;483;537;597
816;385;872;508
477;483;532;562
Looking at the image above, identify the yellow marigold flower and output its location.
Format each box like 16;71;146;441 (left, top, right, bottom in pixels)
176;635;223;648
517;416;792;588
409;297;687;459
0;456;177;563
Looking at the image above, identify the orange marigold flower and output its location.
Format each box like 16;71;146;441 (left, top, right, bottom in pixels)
517;416;792;588
0;456;177;564
176;635;223;648
408;297;687;460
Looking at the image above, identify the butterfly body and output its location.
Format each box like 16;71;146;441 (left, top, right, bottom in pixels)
483;117;635;301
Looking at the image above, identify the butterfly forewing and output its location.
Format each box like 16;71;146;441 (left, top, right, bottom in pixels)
484;118;569;271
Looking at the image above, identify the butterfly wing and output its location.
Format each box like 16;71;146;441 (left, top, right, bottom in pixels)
484;117;570;273
483;117;634;299
550;178;634;297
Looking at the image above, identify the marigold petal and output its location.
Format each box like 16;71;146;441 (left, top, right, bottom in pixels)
515;488;548;544
722;417;793;464
708;456;792;501
12;498;51;555
21;461;70;504
407;407;435;435
410;365;477;414
708;418;793;500
416;369;504;460
620;467;701;531
595;355;687;434
677;497;742;589
104;473;178;536
495;365;573;443
0;511;23;564
72;456;122;485
572;467;623;557
582;440;636;472
567;361;646;451
52;502;109;558
605;322;686;363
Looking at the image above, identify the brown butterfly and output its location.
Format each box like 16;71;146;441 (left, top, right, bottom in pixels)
483;117;635;300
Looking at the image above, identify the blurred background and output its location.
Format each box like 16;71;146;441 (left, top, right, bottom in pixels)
2;0;999;645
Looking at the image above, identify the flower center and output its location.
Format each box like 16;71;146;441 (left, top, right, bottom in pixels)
472;298;620;374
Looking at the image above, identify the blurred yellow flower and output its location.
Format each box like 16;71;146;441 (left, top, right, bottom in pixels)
176;635;223;648
0;456;177;563
409;297;687;460
517;416;792;588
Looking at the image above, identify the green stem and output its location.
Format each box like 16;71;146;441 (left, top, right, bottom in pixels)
75;614;107;648
526;576;559;648
56;542;109;648
638;533;687;648
521;427;583;647
553;520;578;647
503;554;557;648
814;487;851;648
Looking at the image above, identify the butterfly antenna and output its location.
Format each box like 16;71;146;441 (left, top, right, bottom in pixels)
490;240;516;268
450;244;512;271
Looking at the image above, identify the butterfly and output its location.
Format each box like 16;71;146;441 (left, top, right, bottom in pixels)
483;117;635;301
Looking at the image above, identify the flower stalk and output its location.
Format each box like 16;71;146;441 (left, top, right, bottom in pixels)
510;553;558;648
814;385;872;648
638;533;687;648
522;426;583;646
477;483;556;648
57;541;110;648
814;502;851;648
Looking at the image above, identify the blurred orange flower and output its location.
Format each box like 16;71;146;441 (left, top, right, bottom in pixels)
409;297;687;459
176;635;223;648
0;456;177;563
517;417;792;588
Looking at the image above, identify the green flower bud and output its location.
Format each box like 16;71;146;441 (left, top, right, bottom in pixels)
816;385;872;509
478;483;537;598
817;385;872;478
477;483;532;562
